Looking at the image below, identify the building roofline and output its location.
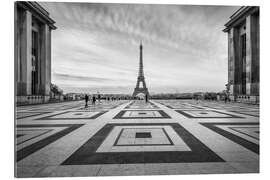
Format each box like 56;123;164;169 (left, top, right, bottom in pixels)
16;1;57;30
229;6;245;19
223;6;259;32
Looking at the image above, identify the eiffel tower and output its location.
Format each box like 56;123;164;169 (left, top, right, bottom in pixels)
132;42;150;97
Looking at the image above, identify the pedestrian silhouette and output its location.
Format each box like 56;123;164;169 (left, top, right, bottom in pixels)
98;94;101;103
224;94;228;103
85;94;89;108
145;94;148;103
92;95;96;105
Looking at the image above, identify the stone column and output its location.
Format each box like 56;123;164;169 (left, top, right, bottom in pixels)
230;27;241;95
20;10;32;95
245;14;256;95
14;3;18;92
228;28;235;95
46;29;52;97
251;14;259;95
40;24;51;100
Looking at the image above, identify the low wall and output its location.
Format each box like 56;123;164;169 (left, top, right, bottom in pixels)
16;95;50;105
229;95;259;104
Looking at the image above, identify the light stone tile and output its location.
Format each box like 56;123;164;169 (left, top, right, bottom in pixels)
36;165;101;177
228;162;259;173
144;163;193;175
16;165;45;178
97;164;121;176
217;151;259;162
98;164;146;176
187;162;239;174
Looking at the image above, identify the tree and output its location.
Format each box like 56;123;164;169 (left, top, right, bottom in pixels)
50;83;63;95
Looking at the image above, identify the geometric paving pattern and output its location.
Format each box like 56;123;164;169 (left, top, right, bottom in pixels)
176;110;244;118
125;101;159;109
15;99;260;177
37;111;107;120
16;124;84;161
229;111;259;117
157;101;204;110
113;110;171;119
99;126;177;150
201;122;259;154
16;112;51;119
62;123;224;165
165;104;204;110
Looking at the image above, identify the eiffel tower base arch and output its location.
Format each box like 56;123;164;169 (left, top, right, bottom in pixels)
132;87;150;97
132;76;150;98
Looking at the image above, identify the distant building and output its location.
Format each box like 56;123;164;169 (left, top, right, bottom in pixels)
64;93;83;101
15;2;56;104
65;93;77;101
223;6;259;104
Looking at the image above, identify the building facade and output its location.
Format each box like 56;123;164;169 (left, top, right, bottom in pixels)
15;2;56;104
223;6;259;104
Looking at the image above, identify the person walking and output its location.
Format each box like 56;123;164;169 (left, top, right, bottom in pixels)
92;95;96;105
98;93;101;103
85;94;89;108
145;94;148;103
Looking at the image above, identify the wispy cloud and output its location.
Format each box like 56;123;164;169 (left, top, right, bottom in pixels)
40;2;239;94
54;73;114;82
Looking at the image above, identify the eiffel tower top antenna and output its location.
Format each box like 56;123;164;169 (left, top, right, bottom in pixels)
139;41;143;77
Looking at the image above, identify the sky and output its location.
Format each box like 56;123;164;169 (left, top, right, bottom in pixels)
40;2;240;94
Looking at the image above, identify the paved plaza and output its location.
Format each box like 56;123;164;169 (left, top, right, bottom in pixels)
15;100;259;177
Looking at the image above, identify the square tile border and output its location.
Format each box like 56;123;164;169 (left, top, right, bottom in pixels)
113;127;173;146
176;110;244;118
36;111;108;120
113;110;171;119
125;101;159;109
229;111;259;117
16;112;52;119
62;123;224;165
77;104;121;111
159;102;204;110
96;125;191;153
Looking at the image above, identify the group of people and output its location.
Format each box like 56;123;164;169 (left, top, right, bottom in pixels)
84;94;97;108
84;94;150;108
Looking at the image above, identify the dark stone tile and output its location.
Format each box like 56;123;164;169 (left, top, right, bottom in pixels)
135;132;151;138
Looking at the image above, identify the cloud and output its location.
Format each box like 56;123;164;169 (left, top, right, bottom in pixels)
53;73;114;82
39;2;240;94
